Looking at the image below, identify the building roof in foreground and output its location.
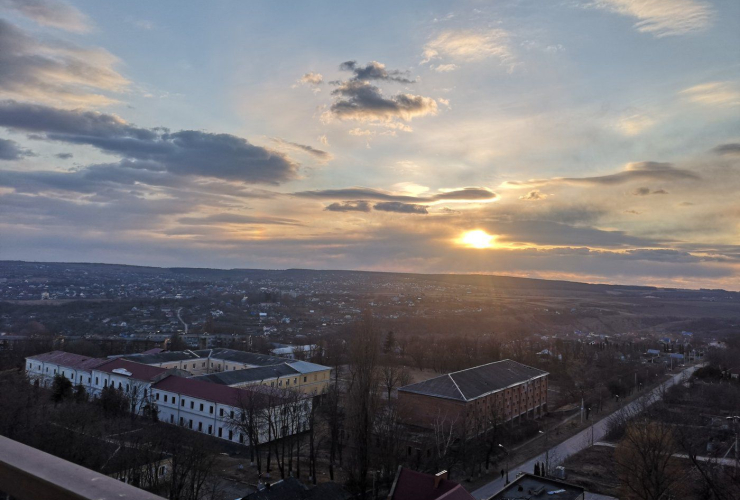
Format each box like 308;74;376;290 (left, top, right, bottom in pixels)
389;468;474;500
95;358;170;382
240;477;351;500
27;351;108;371
193;364;299;385
398;360;548;402
487;473;584;500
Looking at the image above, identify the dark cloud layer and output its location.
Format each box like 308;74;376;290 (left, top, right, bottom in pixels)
373;201;428;214
0;100;298;184
507;161;699;188
339;61;414;84
0;18;126;106
329;80;437;122
713;143;740;156
325;200;371;212
272;138;332;161
632;187;669;196
296;186;497;203
177;214;302;226
0;137;33;160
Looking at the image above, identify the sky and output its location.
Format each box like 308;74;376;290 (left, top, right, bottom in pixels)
0;0;739;289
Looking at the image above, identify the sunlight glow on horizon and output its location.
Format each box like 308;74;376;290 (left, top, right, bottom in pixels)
459;230;496;249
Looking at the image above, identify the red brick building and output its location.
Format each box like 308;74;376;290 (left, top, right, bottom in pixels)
398;360;548;433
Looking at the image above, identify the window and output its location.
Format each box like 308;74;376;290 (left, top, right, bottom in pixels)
239;433;244;443
88;377;91;384
180;417;183;425
228;430;233;440
156;393;160;400
170;415;174;423
230;410;234;419
294;378;297;384
286;380;289;386
202;362;205;367
198;422;203;431
96;377;99;385
219;408;224;417
189;420;193;429
199;403;204;411
164;395;168;402
158;466;166;477
208;425;212;435
104;380;108;387
279;380;282;387
192;364;195;368
218;427;223;437
144;389;147;397
190;401;194;409
173;397;177;405
304;376;307;383
181;399;185;407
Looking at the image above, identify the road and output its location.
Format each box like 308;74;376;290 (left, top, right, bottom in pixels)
176;307;188;333
471;364;699;499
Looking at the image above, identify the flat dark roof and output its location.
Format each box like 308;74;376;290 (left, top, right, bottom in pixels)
399;360;548;402
487;474;584;500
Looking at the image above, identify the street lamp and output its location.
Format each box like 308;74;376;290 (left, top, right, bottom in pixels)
498;444;509;484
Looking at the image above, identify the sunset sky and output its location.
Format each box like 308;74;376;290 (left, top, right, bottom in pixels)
1;0;738;289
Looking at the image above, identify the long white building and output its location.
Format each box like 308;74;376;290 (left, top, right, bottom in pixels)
25;350;317;445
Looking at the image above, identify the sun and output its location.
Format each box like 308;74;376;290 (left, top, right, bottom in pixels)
459;230;495;249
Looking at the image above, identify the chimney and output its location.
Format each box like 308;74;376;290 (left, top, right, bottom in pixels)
434;470;448;488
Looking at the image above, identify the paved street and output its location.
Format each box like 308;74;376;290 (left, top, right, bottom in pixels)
471;364;699;499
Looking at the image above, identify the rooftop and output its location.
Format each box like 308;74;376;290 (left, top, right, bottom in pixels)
27;351;108;371
398;360;548;402
388;468;474;500
486;474;584;500
193;364;299;385
95;358;170;382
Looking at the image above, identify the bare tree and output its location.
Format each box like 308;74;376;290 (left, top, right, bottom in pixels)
380;360;411;402
615;420;682;500
345;312;381;498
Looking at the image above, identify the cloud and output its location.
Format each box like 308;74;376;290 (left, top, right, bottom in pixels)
294;186;497;203
373;201;428;214
422;30;514;67
615;113;655;136
505;161;699;188
177;214;302;226
712;143;740;156
300;72;323;85
327;80;437;123
519;190;546;200
339;61;414;84
324;200;371;212
632;186;668;196
680;82;740;106
271;138;333;162
433;64;457;72
54;152;72;159
0;18;129;107
0;137;33;159
0;0;91;33
0;100;299;184
589;0;712;37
